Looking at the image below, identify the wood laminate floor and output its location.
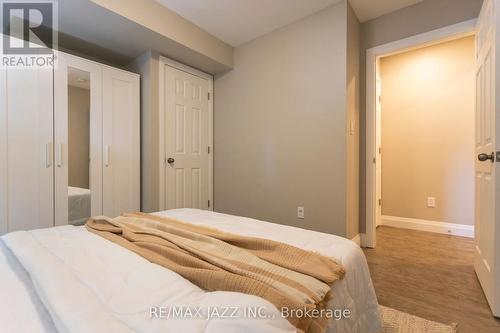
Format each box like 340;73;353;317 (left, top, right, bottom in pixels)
363;226;500;333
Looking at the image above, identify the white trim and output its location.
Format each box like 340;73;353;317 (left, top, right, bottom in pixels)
359;233;367;247
365;19;477;248
349;234;369;247
159;56;213;81
350;234;361;246
55;50;140;78
158;56;214;211
208;78;214;211
0;67;7;235
366;19;476;58
381;215;474;238
158;58;165;210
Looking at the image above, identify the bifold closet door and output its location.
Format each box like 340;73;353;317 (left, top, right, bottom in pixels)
54;53;103;226
0;67;54;234
102;67;140;217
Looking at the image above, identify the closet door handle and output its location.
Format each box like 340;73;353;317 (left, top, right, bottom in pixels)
45;142;53;168
56;143;63;167
104;145;110;167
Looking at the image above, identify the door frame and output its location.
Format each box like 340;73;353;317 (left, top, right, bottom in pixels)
158;56;214;211
0;66;7;235
364;19;476;248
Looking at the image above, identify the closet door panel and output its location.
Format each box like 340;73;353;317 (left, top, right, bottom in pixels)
102;67;140;217
0;68;6;234
0;67;54;233
54;53;103;226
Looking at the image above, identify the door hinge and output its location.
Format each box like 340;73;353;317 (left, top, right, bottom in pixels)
378;147;382;155
208;146;211;154
208;92;211;100
208;200;211;208
378;198;382;207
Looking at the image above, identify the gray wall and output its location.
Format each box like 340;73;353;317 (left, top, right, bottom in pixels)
68;86;90;189
214;2;349;236
346;2;361;239
358;0;483;232
127;50;161;213
128;0;483;238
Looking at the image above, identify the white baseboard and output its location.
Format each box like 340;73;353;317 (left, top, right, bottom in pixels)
350;234;361;246
381;215;474;238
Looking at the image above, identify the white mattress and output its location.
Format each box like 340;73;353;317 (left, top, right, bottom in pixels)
0;209;381;333
68;186;91;225
0;241;56;332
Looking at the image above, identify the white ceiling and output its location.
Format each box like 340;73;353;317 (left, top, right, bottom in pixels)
349;0;423;22
156;0;342;46
156;0;425;46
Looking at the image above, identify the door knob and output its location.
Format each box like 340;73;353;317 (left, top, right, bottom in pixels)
478;152;494;162
167;157;175;164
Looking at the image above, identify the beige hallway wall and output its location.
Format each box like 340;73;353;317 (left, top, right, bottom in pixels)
380;36;475;225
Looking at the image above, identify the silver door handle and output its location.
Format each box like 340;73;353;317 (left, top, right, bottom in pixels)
56;143;63;167
45;142;53;168
104;145;110;167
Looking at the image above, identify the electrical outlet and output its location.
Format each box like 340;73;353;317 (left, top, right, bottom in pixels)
297;206;305;219
427;197;436;208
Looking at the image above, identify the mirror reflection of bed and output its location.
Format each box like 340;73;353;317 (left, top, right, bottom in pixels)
67;67;91;225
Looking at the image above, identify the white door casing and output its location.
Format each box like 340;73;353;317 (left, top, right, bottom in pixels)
375;74;382;227
0;66;54;233
162;62;212;210
0;66;5;234
102;67;140;217
365;19;477;248
54;53;103;226
474;0;500;317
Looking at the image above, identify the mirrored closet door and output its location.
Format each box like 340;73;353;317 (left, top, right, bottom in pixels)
54;53;103;226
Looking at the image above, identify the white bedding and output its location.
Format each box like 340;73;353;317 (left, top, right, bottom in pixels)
68;186;91;226
0;209;381;333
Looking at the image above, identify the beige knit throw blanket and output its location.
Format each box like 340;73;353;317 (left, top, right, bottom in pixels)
85;212;345;333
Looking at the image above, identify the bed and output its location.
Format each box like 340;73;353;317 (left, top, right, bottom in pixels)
68;186;91;226
0;209;381;333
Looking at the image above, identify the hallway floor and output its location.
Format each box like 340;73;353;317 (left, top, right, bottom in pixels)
363;226;500;333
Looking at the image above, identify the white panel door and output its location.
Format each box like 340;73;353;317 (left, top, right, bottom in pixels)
164;65;210;210
102;67;140;217
375;75;382;227
475;0;500;317
54;52;103;226
0;66;54;233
